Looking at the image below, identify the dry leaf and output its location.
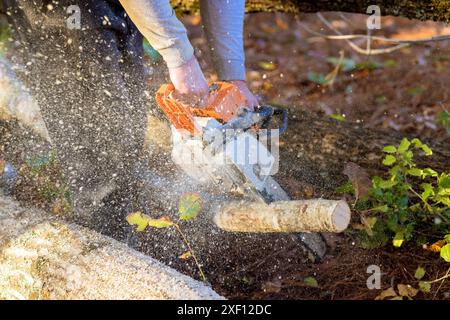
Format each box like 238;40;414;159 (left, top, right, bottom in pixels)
179;251;192;260
397;284;418;298
429;240;446;252
375;287;397;300
343;162;372;200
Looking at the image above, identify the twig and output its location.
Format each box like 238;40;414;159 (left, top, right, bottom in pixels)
428;267;450;284
174;223;207;282
296;13;450;56
433;267;450;299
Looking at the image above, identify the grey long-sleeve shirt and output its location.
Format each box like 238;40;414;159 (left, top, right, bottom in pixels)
119;0;246;81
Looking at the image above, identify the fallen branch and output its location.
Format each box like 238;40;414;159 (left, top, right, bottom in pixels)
214;199;351;233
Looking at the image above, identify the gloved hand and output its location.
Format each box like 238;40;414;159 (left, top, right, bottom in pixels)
227;80;258;110
168;55;209;107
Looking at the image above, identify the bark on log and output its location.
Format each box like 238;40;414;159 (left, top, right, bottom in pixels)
171;0;450;23
0;195;224;300
215;199;351;233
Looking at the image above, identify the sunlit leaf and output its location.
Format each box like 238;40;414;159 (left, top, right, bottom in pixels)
329;114;346;121
419;281;431;293
407;168;422;177
303;276;318;288
382;155;396;166
147;216;174;228
179;193;202;220
258;61;277;71
383;146;397;153
393;232;404;247
126;211;149;232
420;144;433;156
440;243;450;262
398;138;411;153
414;267;426;280
421;183;434;201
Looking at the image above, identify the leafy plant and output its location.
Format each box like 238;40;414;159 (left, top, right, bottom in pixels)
354;138;449;252
127;193;206;281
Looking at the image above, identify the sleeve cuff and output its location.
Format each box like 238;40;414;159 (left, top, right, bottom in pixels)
216;59;246;81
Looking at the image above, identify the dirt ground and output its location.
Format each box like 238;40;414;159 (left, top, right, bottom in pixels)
2;12;449;300
177;12;450;300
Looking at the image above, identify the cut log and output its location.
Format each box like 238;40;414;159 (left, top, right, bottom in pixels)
214;199;351;233
0;195;224;300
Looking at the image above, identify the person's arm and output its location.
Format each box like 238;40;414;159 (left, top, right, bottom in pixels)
200;0;258;107
119;0;208;106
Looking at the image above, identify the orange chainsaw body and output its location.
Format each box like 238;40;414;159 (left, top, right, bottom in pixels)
155;82;247;135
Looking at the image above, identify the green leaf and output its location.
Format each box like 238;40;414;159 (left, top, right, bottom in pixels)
440;243;450;262
383;146;397;153
411;138;422;148
421;183;435;201
147;216;174;228
378;179;397;189
407;168;422;177
179;193;203;220
414;267;426;280
303;276;319;288
438;174;450;189
420;144;433;156
335;181;354;194
422;168;438;177
398;138;411;153
393;232;404;247
126;211;149;232
418;281;431;293
258;61;277;71
382;155;396;166
329;114;346;121
444;234;450;243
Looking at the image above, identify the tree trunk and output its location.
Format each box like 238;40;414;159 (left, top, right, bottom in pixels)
171;0;450;23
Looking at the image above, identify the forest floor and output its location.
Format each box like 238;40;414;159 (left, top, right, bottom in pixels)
1;12;449;300
178;12;450;300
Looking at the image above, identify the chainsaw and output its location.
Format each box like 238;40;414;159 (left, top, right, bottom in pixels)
156;82;350;260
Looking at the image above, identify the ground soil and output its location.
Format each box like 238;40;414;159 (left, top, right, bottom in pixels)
177;12;450;300
2;12;449;300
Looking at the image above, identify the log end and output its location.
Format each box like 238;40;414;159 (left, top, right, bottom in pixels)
331;200;351;232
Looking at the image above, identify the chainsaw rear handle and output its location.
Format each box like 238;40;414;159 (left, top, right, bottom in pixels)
257;106;288;136
219;105;288;137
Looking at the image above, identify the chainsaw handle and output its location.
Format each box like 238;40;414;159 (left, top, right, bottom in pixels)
258;106;288;135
